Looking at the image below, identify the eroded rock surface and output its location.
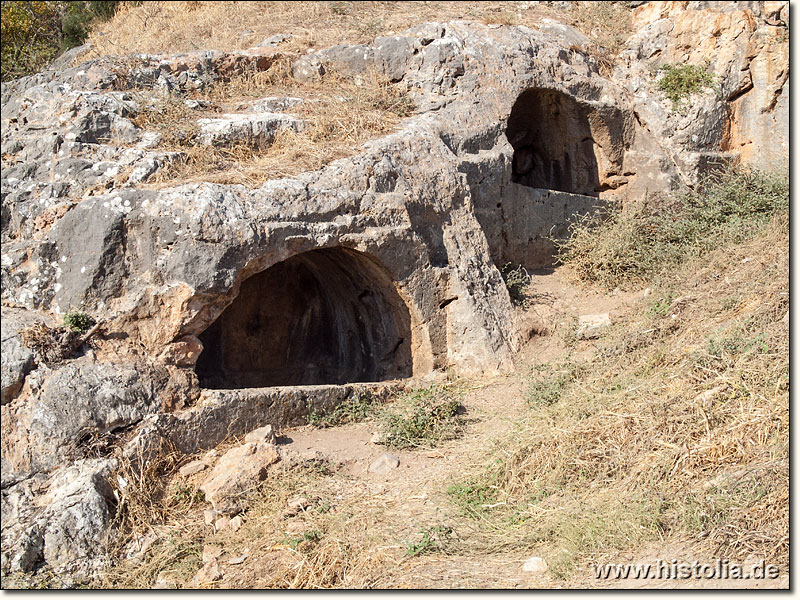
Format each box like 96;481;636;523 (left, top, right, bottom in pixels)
199;441;280;516
0;1;788;582
616;1;788;180
1;459;116;578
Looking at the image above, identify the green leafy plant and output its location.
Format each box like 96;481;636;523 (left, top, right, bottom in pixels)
446;481;500;519
404;525;454;557
307;392;379;428
63;311;96;334
281;530;322;551
500;262;532;308
169;483;205;506
648;292;675;318
657;62;716;110
525;361;581;407
704;326;770;360
377;385;464;450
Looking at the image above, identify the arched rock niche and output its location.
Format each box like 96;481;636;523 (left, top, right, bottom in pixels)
195;247;413;389
506;87;600;196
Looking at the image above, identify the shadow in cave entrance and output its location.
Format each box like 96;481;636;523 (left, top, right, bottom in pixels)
506;87;600;197
195;247;413;389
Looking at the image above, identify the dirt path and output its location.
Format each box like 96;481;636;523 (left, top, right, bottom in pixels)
238;265;640;589
177;265;786;589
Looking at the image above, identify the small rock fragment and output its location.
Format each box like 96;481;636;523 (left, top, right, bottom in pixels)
256;33;292;47
575;313;611;339
284;521;305;534
179;460;209;477
200;442;280;515
153;572;177;589
229;515;243;532
244;424;276;445
214;517;230;532
193;560;222;586
287;496;311;512
202;545;223;564
369;453;400;475
228;553;248;565
299;449;326;461
204;509;217;525
522;556;548;575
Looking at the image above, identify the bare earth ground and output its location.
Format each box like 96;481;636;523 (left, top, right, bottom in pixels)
173;265;785;590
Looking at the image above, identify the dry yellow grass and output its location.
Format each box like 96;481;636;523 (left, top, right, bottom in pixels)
90;2;634;187
449;207;788;578
130;63;414;187
86;1;628;59
100;459;410;589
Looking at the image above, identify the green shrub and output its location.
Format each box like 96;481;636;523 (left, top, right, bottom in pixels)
307;392;378;428
500;263;532;308
1;1;121;81
377;385;464;450
62;2;122;50
557;167;788;289
657;62;716;110
1;1;63;81
63;311;95;334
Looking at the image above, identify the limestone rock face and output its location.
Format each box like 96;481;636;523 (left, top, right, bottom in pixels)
616;1;788;181
199;441;280;515
196;112;306;147
1;356;176;487
0;308;48;405
0;4;787;580
1;459;116;579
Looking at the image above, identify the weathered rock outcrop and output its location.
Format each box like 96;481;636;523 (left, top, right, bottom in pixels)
615;1;788;180
1;356;183;487
1;458;116;578
0;1;788;581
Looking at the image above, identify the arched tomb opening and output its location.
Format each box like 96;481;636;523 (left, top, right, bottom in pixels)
195;247;413;389
506;87;600;196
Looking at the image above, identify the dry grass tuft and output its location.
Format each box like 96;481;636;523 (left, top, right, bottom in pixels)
137;65;414;186
99;457;410;589
130;92;210;147
567;1;634;56
558;168;789;290
100;444;212;588
105;446;204;553
19;322;87;364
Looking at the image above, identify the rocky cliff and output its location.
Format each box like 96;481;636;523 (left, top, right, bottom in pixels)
0;1;788;582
